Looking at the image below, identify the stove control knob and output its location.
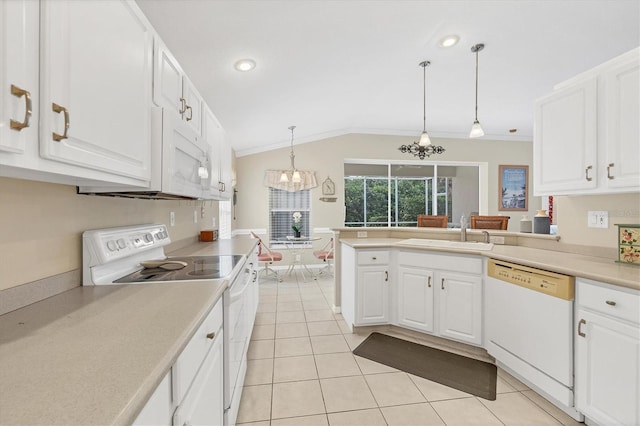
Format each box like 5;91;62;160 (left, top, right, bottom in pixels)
117;238;127;249
107;240;117;251
144;233;153;243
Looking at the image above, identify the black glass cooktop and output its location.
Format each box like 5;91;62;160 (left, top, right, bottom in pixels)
114;255;243;283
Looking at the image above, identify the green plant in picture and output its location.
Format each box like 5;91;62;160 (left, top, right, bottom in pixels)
292;211;302;235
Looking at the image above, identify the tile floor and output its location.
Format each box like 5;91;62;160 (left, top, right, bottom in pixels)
237;270;582;426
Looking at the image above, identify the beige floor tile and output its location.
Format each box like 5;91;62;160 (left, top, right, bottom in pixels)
354;355;398;374
271;380;326;419
257;303;277;313
277;293;302;302
521;390;583;426
254;312;276;325
236;384;273;424
310;335;350;354
496;376;517;394
247;339;275;360
480;392;562;425
277;286;301;294
245;358;274;385
431;397;502;425
409;374;474;401
259;287;278;296
251;324;276;340
365;372;426;407
327;408;387;426
307;320;342;336
273;355;319;382
276;322;309;338
380;403;446;426
320;376;378;413
275;336;313;357
498;368;530;391
315;352;362;378
300;293;326;301
236;421;270;426
304;301;331;311
276;310;306;324
304;309;336;322
335;318;352;334
271;414;329;426
342;333;369;350
259;295;277;304
277;301;304;312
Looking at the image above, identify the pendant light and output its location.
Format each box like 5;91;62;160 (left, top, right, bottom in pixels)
398;61;445;159
469;43;485;138
280;126;301;183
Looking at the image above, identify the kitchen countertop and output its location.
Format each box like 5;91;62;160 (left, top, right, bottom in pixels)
0;237;257;425
341;238;640;290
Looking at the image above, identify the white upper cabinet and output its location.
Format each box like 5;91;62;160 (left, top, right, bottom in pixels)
154;41;204;137
534;47;640;196
39;0;153;183
204;107;223;199
0;0;39;155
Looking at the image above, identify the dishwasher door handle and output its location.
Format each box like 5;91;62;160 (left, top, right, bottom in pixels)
578;319;587;337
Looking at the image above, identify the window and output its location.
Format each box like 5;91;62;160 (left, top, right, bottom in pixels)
269;188;311;245
218;199;232;239
344;161;478;227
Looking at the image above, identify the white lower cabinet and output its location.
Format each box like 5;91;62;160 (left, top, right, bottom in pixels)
134;372;173;426
575;278;640;425
395;250;483;345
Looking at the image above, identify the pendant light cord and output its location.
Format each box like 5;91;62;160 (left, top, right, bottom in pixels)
474;48;479;121
289;125;296;169
423;62;426;132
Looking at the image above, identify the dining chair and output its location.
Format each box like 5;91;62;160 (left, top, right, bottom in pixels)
313;237;334;276
470;215;510;230
250;231;283;282
417;215;448;228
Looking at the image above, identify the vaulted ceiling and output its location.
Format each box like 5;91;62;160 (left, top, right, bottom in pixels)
136;0;640;156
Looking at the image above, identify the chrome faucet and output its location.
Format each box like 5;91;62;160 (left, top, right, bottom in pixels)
460;216;467;242
482;230;490;243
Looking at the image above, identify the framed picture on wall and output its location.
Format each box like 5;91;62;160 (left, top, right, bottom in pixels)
498;165;528;211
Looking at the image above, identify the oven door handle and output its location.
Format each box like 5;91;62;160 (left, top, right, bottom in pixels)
229;274;251;300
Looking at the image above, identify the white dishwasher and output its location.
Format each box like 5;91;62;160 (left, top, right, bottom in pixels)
485;259;582;421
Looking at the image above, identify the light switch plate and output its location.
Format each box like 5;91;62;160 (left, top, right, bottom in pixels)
588;211;608;228
357;231;368;238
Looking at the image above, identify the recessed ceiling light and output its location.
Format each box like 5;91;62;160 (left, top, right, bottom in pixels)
439;35;460;48
234;59;256;72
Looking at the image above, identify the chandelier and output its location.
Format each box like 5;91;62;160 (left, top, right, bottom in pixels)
399;61;445;159
280;125;301;183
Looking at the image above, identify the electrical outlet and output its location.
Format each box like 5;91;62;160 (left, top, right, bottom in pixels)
489;236;505;244
357;231;368;238
193;210;198;224
295;254;301;262
170;211;175;227
588;211;608;228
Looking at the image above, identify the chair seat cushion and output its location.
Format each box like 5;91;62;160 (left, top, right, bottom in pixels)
313;250;334;260
258;252;283;262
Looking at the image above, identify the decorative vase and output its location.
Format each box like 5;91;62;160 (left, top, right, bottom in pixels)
519;215;532;233
533;209;550;234
294;231;301;238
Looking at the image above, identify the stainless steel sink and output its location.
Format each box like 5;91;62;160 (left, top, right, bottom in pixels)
397;238;494;251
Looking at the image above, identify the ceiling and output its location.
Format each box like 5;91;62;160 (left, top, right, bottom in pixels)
136;0;639;156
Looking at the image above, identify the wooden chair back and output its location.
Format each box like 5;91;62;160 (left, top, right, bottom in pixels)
417;215;448;228
470;215;510;230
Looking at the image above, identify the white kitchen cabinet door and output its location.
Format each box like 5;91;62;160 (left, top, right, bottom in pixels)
204;107;222;199
39;0;152;183
154;41;184;118
182;75;204;138
218;134;233;200
604;57;640;190
173;330;224;426
357;266;389;325
533;79;597;195
575;309;640;426
133;372;173;426
396;266;434;333
0;0;38;155
438;272;482;345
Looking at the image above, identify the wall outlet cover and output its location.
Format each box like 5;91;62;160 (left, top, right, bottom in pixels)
357;231;368;238
170;211;175;227
489;236;505;244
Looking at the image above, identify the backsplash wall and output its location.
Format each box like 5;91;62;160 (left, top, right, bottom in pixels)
0;177;218;291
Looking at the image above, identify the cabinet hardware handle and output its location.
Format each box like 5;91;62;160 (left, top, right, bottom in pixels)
427;276;431;288
585;165;593;182
51;103;69;141
252;270;258;282
578;319;586;337
10;84;32;131
185;105;193;121
372;257;377;260
206;332;215;340
441;278;445;290
384;271;388;282
179;97;187;115
605;300;616;306
607;163;614;180
221;182;226;192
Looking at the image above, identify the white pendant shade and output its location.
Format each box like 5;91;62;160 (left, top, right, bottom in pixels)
418;131;432;147
292;170;301;183
280;172;289;182
469;120;485;138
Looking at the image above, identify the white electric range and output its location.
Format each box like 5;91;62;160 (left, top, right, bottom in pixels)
82;224;258;426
